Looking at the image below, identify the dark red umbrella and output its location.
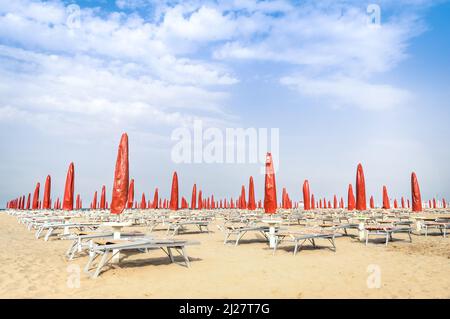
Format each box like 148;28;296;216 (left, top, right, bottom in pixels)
127;179;134;209
443;199;446;209
311;194;315;209
100;185;106;209
401;197;405;209
152;188;159;209
76;194;81;210
198;190;203;209
263;153;277;214
355;163;367;211
411;172;422;212
26;193;31;210
42;175;51;209
62;162;75;211
141;193;146;209
432;198;437;209
248;176;256;210
92;191;98;210
240;185;247;209
382;185;390;209
302;180;311;210
394;199;398;208
340;197;344;209
191;184;197;209
169;172;179;211
347;184;355;210
110;133;129;215
32;182;40;209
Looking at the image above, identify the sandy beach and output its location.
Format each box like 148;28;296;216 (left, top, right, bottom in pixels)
0;212;448;299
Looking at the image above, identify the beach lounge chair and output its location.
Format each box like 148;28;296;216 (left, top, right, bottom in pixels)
220;224;270;246
166;220;210;236
273;228;341;255
64;230;148;260
422;218;450;237
364;225;412;246
84;238;199;278
36;222;100;241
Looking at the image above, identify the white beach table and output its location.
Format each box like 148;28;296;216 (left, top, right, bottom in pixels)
63;215;73;235
101;221;133;262
261;218;282;248
353;216;370;241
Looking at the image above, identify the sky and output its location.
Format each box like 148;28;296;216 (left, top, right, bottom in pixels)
0;0;449;207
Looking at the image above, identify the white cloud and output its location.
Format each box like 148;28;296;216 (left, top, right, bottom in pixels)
280;75;412;110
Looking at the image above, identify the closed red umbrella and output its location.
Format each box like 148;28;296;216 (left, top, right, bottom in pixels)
311;194;315;209
443;199;446;209
26;193;31;210
340;197;344;209
62;162;75;211
370;196;375;209
76;194;81;210
92;191;98;210
169;172;179;211
240;185;247;209
432;198;436;209
411;172;422;212
347;184;355;210
152;188;159;209
382;186;390;209
333;195;338;209
303;180;311;210
42;175;51;209
198;190;203;209
110;133;129;215
141;193;146;209
394;199;398;208
248;176;256;210
191;184;197;210
355;163;367;211
127;179;135;209
32;182;40;209
401;197;405;209
264;153;277;214
319;199;322;209
100;185;106;209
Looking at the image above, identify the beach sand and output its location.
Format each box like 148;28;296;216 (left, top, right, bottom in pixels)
0;213;449;298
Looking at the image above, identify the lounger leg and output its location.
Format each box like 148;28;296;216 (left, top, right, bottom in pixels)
365;233;369;246
65;240;77;259
235;231;246;246
84;252;99;273
44;227;54;241
224;232;231;245
168;248;175;263
385;233;389;246
331;236;336;252
293;242;299;255
92;251;109;279
181;247;190;268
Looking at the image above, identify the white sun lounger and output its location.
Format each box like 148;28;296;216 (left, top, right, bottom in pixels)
84;238;200;278
364;225;412;246
273;229;341;255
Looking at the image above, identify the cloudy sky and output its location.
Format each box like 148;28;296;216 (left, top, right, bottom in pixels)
1;0;449;207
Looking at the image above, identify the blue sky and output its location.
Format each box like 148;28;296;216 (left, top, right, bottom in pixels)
0;0;449;207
